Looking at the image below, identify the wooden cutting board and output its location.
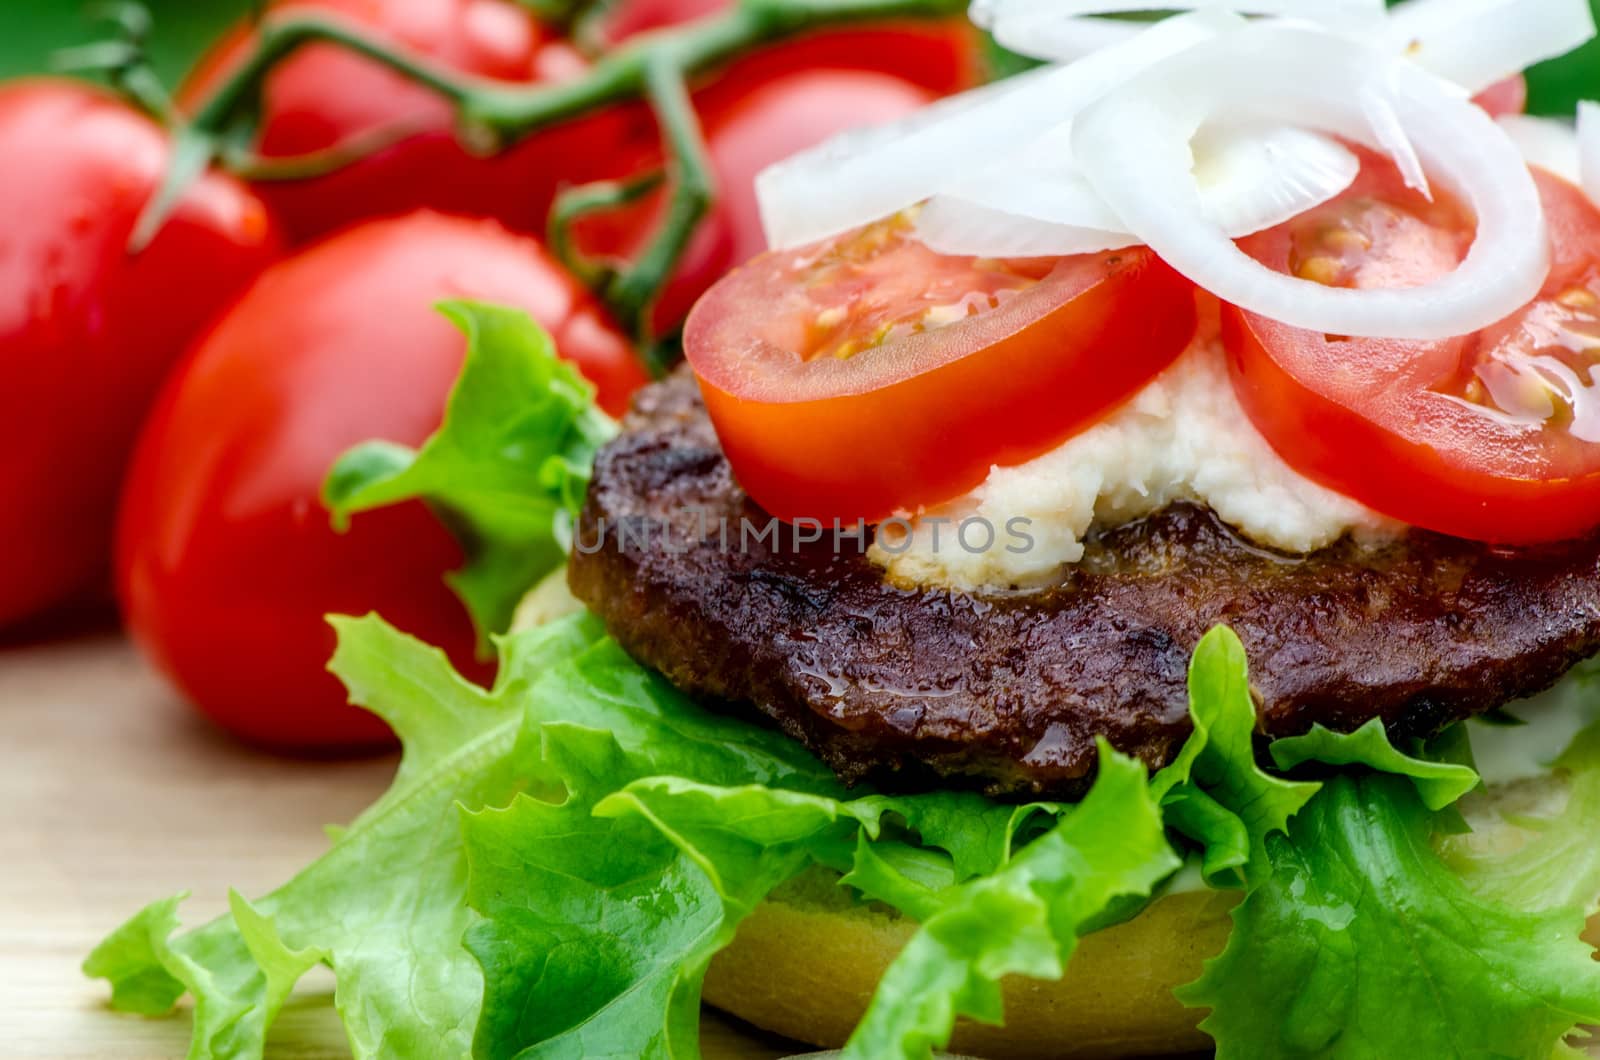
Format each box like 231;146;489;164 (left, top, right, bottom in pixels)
0;627;792;1058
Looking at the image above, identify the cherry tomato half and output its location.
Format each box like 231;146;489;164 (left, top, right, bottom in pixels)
1226;151;1600;543
685;214;1198;524
0;81;281;629
117;213;644;750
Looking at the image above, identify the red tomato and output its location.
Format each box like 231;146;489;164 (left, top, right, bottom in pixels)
183;0;977;247
0;81;281;629
1226;152;1600;543
117;213;643;750
599;0;724;38
573;69;937;332
685;214;1198;524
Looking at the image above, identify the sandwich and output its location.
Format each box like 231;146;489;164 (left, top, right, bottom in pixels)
88;1;1600;1057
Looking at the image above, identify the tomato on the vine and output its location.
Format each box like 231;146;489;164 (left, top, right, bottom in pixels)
1226;150;1600;543
117;212;644;750
685;214;1198;524
572;68;937;332
180;0;622;242
0;81;282;629
182;0;979;250
193;0;979;257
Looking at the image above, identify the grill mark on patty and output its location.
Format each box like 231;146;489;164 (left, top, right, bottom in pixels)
568;369;1600;796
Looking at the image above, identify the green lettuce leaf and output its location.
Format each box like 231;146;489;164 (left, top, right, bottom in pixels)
465;759;881;1060
474;729;1167;1060
454;635;848;1060
594;779;1071;918
1182;772;1600;1059
1152;626;1320;888
1269;717;1481;811
323;301;616;641
843;742;1179;1060
840;837;959;920
84;613;607;1060
591;782;1056;922
468;747;1066;1057
1443;720;1600;915
461;727;725;1060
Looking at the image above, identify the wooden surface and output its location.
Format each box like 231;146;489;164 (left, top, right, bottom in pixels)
0;627;792;1059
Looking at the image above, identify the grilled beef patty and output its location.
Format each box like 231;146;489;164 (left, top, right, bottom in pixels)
568;370;1600;796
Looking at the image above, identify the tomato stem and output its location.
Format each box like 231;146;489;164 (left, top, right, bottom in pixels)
55;3;176;125
548;170;666;290
221;120;436;183
602;56;714;357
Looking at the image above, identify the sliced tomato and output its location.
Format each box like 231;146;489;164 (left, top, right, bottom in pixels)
1226;149;1600;543
684;214;1198;523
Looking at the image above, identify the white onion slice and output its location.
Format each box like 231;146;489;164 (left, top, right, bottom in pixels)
1073;24;1548;339
917;123;1358;254
755;11;1233;251
971;0;1385;63
1579;102;1600;209
1383;0;1596;94
978;0;1595;93
971;0;1384;23
1358;82;1429;196
1499;114;1581;185
915;197;1139;257
1191;124;1361;235
931;123;1124;231
983;14;1140;64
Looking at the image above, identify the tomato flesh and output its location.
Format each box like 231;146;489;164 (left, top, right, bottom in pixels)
1226;150;1600;543
685;214;1198;524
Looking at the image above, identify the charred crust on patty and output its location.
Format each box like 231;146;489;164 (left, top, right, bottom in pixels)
568;369;1600;797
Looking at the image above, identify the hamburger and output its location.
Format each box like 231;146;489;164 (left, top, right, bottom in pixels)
88;0;1600;1057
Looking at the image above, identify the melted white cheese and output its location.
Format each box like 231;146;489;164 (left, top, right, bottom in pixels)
870;336;1393;589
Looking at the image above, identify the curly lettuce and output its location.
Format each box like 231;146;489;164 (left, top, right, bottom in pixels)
1180;772;1600;1059
85;615;1176;1060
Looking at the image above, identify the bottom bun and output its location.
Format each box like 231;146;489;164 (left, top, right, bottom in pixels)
703;867;1236;1059
704;773;1590;1059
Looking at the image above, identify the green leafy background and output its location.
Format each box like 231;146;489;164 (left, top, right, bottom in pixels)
6;0;1600;116
2;0;254;84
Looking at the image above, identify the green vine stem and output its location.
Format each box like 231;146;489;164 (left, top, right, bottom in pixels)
57;4;176;123
548;170;665;290
603;55;713;355
147;0;968;347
